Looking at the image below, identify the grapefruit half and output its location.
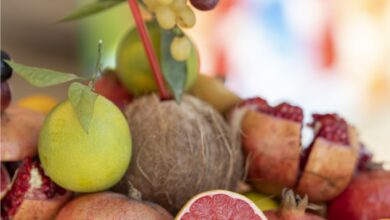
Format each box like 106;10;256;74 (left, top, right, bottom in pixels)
176;190;268;220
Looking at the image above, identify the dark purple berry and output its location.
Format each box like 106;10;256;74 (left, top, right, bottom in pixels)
190;0;219;11
1;51;13;82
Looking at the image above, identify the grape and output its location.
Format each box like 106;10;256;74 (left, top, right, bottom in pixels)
157;0;173;6
176;6;196;28
171;0;187;12
143;0;159;12
1;82;11;113
1;51;12;82
170;36;192;61
155;6;176;29
190;0;219;10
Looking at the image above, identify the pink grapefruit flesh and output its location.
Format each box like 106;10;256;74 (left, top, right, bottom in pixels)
176;190;267;220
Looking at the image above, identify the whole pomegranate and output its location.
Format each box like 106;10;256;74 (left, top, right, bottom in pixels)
1;105;44;161
265;189;325;220
328;170;390;220
56;192;173;220
94;69;133;110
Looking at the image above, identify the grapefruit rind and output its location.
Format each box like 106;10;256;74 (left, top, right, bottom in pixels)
175;190;268;220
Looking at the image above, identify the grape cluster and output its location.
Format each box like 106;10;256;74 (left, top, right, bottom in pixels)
142;0;197;61
143;0;196;30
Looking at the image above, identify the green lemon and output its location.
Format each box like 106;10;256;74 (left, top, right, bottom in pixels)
116;21;199;95
38;96;132;192
244;191;279;211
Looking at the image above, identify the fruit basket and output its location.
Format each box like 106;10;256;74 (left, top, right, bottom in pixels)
1;0;390;219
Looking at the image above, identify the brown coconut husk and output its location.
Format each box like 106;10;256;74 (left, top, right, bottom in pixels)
113;94;244;214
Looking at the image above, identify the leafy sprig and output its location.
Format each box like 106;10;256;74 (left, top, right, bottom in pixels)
59;0;126;22
5;41;106;134
160;28;187;103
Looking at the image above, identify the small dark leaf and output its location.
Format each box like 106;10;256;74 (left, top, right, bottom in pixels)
6;60;80;87
59;0;124;22
68;82;99;133
160;29;187;103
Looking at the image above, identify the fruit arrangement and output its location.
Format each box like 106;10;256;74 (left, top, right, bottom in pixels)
1;0;390;219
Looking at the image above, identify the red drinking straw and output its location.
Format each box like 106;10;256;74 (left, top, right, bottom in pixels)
127;0;171;100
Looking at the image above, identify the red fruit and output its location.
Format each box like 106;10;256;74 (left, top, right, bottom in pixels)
1;163;11;199
176;190;267;219
265;189;325;220
296;114;360;202
311;114;349;145
1;105;44;161
328;170;390;220
239;97;303;122
1;82;11;113
56;192;173;220
94;69;133;110
190;0;219;11
233;97;303;195
1;158;71;220
356;144;373;171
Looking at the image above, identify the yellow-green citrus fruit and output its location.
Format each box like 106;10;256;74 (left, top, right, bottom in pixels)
116;22;199;96
244;191;279;211
38;96;132;192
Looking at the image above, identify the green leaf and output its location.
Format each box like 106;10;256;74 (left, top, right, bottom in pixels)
160;29;187;103
59;0;124;22
68;82;99;133
6;60;80;87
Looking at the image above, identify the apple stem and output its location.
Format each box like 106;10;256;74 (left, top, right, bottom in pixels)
127;0;171;100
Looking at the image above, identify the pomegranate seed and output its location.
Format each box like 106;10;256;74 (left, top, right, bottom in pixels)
239;97;303;122
1;158;67;219
357;144;373;171
310;114;349;145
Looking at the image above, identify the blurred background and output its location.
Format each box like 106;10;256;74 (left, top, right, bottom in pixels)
1;0;390;163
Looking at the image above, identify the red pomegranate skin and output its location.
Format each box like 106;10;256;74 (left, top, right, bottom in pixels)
238;98;303;195
265;210;325;220
56;192;173;220
328;170;390;220
94;70;133;110
1;106;44;161
1;158;70;220
1;163;11;199
296;114;360;202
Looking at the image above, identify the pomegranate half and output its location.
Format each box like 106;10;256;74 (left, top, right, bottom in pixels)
1;158;70;220
296;114;360;202
232;97;303;195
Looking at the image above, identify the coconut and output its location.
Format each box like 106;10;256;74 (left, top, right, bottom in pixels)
113;94;244;214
